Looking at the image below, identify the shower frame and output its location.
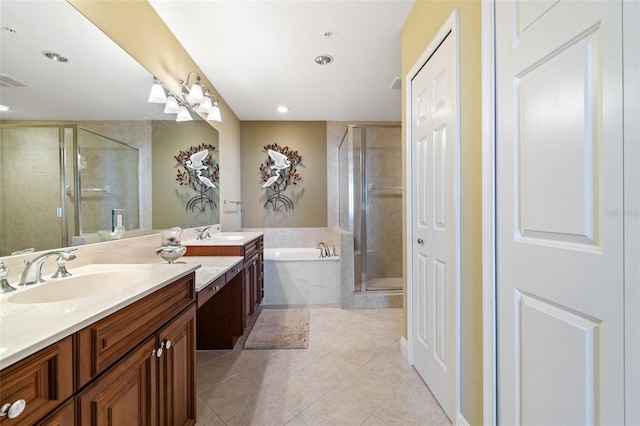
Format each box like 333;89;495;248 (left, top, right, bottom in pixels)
340;124;402;293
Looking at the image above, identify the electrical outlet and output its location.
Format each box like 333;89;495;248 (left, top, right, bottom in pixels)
112;209;125;231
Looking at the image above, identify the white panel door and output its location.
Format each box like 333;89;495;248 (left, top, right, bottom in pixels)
496;1;624;424
411;30;457;420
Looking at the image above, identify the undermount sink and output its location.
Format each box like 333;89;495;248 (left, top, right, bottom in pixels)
8;269;151;304
209;235;244;241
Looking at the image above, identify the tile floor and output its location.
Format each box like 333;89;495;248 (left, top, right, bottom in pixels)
195;307;450;425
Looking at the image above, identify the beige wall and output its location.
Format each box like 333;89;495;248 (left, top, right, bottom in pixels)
402;1;483;424
151;120;220;230
240;121;327;228
68;0;243;231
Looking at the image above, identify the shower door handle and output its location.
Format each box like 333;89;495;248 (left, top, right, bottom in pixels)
417;238;424;245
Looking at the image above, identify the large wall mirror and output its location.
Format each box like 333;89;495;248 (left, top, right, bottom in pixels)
0;0;220;257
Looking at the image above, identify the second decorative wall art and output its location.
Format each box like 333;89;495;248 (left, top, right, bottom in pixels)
259;143;303;211
175;143;219;213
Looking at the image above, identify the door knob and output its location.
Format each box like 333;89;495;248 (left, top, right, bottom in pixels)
417;238;424;245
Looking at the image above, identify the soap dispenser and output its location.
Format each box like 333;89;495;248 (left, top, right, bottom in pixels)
0;261;16;293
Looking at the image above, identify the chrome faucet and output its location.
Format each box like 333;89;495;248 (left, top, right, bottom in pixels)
316;242;331;258
19;249;77;286
196;226;212;240
0;262;15;293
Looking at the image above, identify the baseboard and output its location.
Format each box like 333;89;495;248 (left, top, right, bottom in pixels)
457;413;471;426
400;336;409;363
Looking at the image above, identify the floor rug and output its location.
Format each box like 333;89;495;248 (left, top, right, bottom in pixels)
243;308;309;350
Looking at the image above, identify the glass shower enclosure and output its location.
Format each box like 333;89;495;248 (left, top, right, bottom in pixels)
0;124;139;256
339;124;403;292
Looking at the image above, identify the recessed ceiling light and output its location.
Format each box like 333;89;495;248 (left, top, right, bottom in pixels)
42;51;69;63
315;54;333;65
0;105;10;112
277;106;289;113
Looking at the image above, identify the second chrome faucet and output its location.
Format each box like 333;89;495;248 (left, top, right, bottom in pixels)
19;249;77;286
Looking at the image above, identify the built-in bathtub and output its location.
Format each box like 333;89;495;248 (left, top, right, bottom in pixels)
263;248;340;305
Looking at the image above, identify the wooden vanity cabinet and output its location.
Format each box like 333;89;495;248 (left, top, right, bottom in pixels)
0;337;73;425
36;399;75;426
76;304;196;426
0;272;197;426
76;273;196;425
186;235;264;329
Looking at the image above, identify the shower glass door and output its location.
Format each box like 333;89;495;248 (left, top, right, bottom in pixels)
0;125;66;256
340;124;402;292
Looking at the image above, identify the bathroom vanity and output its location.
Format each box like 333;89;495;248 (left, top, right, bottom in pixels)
184;232;264;347
0;264;198;425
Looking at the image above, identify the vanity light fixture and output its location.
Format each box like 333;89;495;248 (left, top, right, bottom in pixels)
176;105;193;122
163;95;181;114
147;74;222;122
148;79;167;103
206;99;222;122
180;72;205;105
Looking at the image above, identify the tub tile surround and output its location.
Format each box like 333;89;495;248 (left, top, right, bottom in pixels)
241;227;401;309
195;307;449;425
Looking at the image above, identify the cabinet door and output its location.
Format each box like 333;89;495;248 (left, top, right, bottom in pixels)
0;337;73;426
36;399;74;426
243;263;253;328
158;304;196;426
77;337;157;426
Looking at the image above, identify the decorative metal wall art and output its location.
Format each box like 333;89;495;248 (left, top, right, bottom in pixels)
259;143;302;211
175;144;219;212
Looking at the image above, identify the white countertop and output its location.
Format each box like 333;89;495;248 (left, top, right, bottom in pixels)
179;256;244;291
182;231;263;247
0;256;240;370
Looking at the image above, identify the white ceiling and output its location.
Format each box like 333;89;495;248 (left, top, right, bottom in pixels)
0;0;413;123
0;0;169;121
149;0;414;121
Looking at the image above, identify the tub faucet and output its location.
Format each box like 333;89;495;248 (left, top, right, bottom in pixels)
316;242;331;258
196;226;212;240
19;249;77;286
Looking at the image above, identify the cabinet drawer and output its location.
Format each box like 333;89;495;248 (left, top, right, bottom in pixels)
0;337;73;425
35;398;74;426
225;264;243;282
243;237;263;259
75;272;195;388
197;275;225;308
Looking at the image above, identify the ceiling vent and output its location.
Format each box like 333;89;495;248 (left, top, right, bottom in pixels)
0;74;29;88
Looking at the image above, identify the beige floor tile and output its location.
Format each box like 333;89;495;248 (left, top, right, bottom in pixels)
199;374;262;417
272;346;327;371
220;391;296;426
267;371;330;415
196;359;240;392
221;348;280;371
373;384;451;425
357;350;414;388
285;417;307;425
241;356;299;390
360;414;390;426
298;389;373;425
197;349;233;367
302;351;363;389
195;396;225;425
331;369;399;414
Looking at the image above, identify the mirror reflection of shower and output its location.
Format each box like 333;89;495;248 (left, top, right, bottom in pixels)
339;124;403;292
0;124;139;256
